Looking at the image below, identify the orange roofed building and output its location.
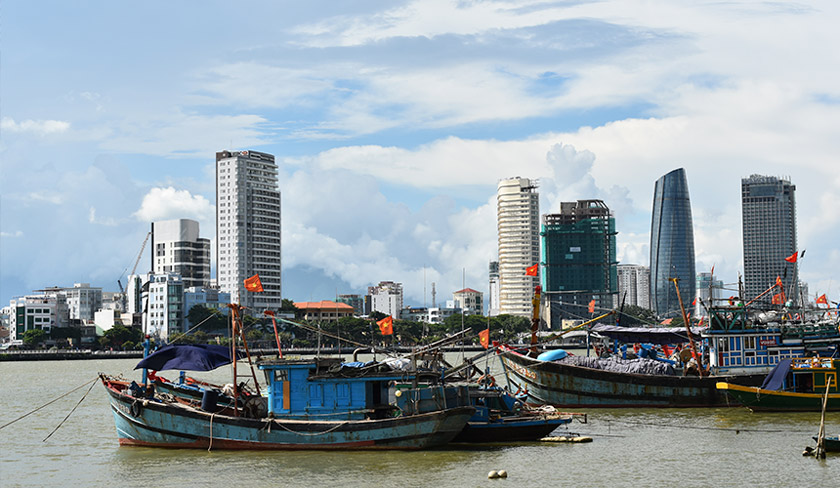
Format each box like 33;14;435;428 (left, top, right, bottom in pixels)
293;301;356;322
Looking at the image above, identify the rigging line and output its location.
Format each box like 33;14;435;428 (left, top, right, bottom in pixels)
168;309;225;345
599;418;817;434
42;379;98;442
0;377;98;431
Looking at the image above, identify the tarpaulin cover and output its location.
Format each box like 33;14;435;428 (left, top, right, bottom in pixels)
589;324;705;345
558;354;677;376
135;344;240;372
760;358;792;391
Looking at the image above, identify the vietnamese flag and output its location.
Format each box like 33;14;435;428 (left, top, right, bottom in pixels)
816;294;828;306
377;316;394;335
588;299;596;314
784;252;798;263
525;264;539;276
479;328;490;349
771;293;783;305
244;274;264;292
776;276;783;288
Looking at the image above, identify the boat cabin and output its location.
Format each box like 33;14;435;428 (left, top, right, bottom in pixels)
258;358;415;420
786;357;839;393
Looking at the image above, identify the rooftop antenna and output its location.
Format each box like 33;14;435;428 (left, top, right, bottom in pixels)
431;283;436;308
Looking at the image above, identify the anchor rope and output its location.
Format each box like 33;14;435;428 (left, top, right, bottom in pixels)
0;377;98;431
42;379;97;442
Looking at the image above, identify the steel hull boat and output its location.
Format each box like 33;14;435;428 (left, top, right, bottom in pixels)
717;382;840;411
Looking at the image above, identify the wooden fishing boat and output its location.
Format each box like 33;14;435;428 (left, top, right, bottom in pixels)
813;435;840;452
101;356;474;450
716;357;840;411
449;385;582;443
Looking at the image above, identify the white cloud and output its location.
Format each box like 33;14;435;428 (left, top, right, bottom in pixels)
0;230;23;238
1;117;70;135
134;187;215;223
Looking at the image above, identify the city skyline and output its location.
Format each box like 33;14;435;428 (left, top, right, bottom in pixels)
3;2;840;308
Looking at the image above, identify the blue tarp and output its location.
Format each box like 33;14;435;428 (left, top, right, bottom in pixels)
135;344;240;372
760;358;792;391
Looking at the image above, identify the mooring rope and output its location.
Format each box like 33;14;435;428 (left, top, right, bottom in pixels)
42;379;98;442
0;377;98;431
273;420;349;436
208;411;216;451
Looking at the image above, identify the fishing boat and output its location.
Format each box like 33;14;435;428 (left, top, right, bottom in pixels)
813;435;840;452
101;355;474;450
716;357;840;411
449;385;583;443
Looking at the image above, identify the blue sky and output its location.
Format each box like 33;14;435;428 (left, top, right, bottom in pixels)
2;1;840;307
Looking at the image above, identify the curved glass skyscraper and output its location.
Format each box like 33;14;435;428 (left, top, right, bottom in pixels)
649;168;696;318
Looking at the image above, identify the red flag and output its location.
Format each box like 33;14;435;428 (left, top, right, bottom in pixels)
377;316;393;335
698;317;705;327
784;252;798;263
691;297;697;306
662;344;673;357
479;328;490;349
771;293;783;305
244;274;264;292
588;299;595;314
525;264;539;276
816;294;828;306
710;264;715;277
776;276;783;288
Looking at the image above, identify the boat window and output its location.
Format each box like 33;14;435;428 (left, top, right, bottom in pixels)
744;336;755;350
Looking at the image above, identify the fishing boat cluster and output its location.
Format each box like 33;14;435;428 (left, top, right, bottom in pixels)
100;300;840;453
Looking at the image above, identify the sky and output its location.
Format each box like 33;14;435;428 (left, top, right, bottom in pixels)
2;0;840;309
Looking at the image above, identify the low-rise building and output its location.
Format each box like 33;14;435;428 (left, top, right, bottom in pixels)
294;301;355;322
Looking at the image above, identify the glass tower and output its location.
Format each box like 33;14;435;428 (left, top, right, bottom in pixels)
649;168;696;318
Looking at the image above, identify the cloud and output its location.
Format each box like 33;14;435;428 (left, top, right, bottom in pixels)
1;117;70;135
133;187;215;223
1;230;23;238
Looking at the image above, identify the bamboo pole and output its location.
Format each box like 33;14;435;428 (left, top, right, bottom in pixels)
815;376;832;459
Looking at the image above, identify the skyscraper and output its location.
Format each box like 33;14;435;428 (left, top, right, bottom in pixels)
541;200;618;323
151;219;211;289
617;264;650;309
741;174;797;305
650;168;696;318
216;150;282;312
497;177;540;317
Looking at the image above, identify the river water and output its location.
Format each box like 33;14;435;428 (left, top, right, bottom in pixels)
1;354;837;487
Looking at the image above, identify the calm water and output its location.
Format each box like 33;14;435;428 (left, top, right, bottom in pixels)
1;355;837;487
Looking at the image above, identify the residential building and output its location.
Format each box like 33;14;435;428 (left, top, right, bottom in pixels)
151;219;211;289
143;273;184;341
8;296;57;342
650;168;696;318
617;264;651;309
367;281;404;319
741;175;798;306
216;149;282;312
183;287;232;329
541;200;618;325
59;283;102;322
453;288;484;315
497;177;540;317
488;261;500;316
294;301;355;322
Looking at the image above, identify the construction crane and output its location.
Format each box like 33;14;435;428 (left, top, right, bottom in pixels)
119;231;152;311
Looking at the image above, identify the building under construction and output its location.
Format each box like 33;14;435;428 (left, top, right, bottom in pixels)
541;199;618;328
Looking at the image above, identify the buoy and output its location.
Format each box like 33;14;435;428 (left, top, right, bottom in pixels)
488;470;500;479
497;470;508;478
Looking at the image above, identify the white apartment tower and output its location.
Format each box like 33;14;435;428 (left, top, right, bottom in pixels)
497;177;540;317
616;264;650;309
151;219;211;289
216;150;282;312
368;281;404;319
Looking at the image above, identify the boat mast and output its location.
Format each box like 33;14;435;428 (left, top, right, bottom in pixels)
529;285;541;356
671;278;704;375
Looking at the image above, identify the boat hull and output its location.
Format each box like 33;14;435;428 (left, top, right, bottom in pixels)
717;382;840;411
103;377;473;450
499;349;764;408
451;415;571;443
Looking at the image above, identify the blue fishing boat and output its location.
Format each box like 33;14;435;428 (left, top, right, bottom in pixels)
101;352;474;450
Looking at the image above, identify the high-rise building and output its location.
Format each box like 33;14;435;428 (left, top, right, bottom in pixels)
695;272;724;316
650;168;696;318
617;264;650;309
488;261;500;316
541;200;618;324
216;150;282;312
367;281;404;319
142;273;184;341
336;294;365;316
741;175;797;306
497;177;540;317
151;219;211;289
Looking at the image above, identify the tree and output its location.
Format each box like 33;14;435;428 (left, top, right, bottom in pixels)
22;329;46;347
100;324;142;349
186;305;228;334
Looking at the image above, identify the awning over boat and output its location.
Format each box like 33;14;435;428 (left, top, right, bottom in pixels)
135;344;242;372
760;358;792;391
588;324;705;345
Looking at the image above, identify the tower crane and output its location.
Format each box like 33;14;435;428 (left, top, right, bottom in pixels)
119;231;152;312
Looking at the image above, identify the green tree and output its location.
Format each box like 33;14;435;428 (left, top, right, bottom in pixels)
186;305;228;334
22;329;46;347
100;324;142;349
